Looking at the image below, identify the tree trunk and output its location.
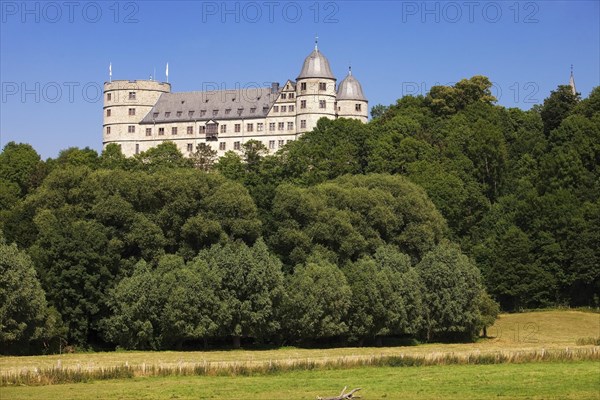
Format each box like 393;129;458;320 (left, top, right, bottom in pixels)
233;335;241;349
483;326;488;338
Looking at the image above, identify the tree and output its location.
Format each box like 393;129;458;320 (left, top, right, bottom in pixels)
477;292;500;338
101;260;162;349
270;174;447;267
282;260;351;342
425;76;496;116
100;143;131;170
191;143;218;172
200;239;284;348
53;147;99;169
134;141;191;171
370;104;389;119
242;140;268;171
540;85;580;135
214;151;246;181
0;237;52;354
417;242;484;341
0;142;42;196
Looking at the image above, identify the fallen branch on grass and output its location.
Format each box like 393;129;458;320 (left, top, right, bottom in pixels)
317;386;361;400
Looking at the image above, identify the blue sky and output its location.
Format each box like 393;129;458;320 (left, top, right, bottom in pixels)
1;0;599;159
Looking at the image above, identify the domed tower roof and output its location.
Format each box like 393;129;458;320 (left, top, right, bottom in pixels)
337;69;366;101
297;43;335;80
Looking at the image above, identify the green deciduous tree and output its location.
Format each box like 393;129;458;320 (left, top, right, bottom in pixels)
417;242;484;341
199;239;284;348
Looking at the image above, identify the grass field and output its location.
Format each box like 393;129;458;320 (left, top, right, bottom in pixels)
3;361;599;399
1;310;598;399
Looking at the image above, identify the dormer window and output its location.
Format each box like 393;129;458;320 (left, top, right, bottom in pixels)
212;109;218;116
165;112;171;118
188;110;195;117
250;108;256;113
176;111;182;117
200;110;206;116
225;109;231;115
153;112;159;118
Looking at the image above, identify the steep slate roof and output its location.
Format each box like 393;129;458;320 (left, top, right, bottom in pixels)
337;71;367;101
297;49;335;80
140;87;277;124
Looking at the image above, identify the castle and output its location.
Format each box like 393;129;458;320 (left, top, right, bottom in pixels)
102;43;368;157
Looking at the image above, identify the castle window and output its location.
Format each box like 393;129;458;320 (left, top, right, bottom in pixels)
289;93;295;99
159;127;165;135
106;109;111;117
319;82;327;91
187;143;193;152
165;112;171;118
207;124;218;135
188;111;195;117
135;144;139;154
300;82;307;91
269;140;275;149
199;126;206;134
287;122;294;130
219;142;226;150
129;108;136;116
225;109;231;115
153;112;159;118
300;100;306;109
257;123;264;132
281;93;287;99
247;123;253;132
234;141;241;150
273;106;279;112
319;100;326;109
187;126;193;135
146;128;152;136
220;124;227;133
235;124;241;133
269;122;275;131
172;127;178;135
201;110;207;116
128;125;135;133
278;140;284;148
289;105;295;112
300;120;306;129
107;93;112;101
281;105;287;112
106;126;111;134
177;111;183;117
355;103;362;112
213;109;218;116
129;92;136;100
250;108;256;114
278;122;284;131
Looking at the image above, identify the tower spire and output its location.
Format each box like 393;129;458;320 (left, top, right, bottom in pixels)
349;65;352;76
569;64;576;95
315;34;319;51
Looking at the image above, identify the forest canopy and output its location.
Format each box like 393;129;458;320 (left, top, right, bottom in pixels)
1;77;598;354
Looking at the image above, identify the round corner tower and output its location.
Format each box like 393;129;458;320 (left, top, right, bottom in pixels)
295;44;337;133
336;68;368;123
103;80;171;154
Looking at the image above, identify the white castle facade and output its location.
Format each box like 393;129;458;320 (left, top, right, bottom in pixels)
102;44;368;157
